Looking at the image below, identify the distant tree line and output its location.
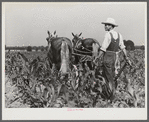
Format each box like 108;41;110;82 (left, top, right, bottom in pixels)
5;40;145;52
135;45;145;50
5;45;49;52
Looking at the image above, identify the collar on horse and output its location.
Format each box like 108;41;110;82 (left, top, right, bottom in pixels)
74;38;92;53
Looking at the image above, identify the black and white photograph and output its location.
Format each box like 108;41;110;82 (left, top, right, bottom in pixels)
2;2;147;120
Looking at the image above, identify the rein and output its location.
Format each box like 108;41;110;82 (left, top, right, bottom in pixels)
81;46;92;52
73;48;92;55
72;48;93;63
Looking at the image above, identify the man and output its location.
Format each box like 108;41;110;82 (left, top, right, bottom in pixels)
94;18;131;100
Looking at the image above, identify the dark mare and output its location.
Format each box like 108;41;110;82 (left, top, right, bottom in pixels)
71;33;101;70
46;31;73;76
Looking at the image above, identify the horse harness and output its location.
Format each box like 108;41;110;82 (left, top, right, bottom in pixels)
73;39;96;62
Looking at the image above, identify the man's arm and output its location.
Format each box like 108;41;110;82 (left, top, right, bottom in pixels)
122;48;132;66
93;49;104;65
119;34;132;66
122;48;127;58
98;49;104;58
93;32;110;63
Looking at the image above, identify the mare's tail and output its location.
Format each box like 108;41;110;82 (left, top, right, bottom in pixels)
60;40;70;75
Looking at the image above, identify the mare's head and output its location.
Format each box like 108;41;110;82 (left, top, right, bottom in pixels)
46;30;58;51
71;32;82;49
46;30;58;45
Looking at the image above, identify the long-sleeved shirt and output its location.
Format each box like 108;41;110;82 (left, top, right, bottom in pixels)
100;29;125;52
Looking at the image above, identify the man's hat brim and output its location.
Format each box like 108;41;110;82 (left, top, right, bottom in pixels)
101;22;118;27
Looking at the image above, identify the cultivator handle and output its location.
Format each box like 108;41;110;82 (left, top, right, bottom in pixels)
114;56;134;81
114;62;127;82
114;58;136;89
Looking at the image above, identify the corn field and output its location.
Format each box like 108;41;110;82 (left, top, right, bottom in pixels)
5;49;145;108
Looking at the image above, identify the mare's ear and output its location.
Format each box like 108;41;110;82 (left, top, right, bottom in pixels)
46;37;49;42
79;32;82;37
54;30;56;35
72;32;75;37
47;31;50;35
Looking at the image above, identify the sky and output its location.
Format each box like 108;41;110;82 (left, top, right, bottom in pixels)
3;2;147;47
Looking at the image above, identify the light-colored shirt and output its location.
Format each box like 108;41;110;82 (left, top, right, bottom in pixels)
100;29;125;52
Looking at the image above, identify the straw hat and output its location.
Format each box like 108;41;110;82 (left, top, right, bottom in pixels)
101;18;118;27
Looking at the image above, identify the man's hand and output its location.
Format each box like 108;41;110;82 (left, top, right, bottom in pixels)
93;57;98;63
125;57;132;66
93;50;104;65
93;56;100;64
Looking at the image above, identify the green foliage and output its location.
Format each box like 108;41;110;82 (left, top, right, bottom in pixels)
27;46;32;52
124;40;135;51
40;46;45;52
35;47;38;52
45;46;49;51
5;49;145;108
140;45;145;50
